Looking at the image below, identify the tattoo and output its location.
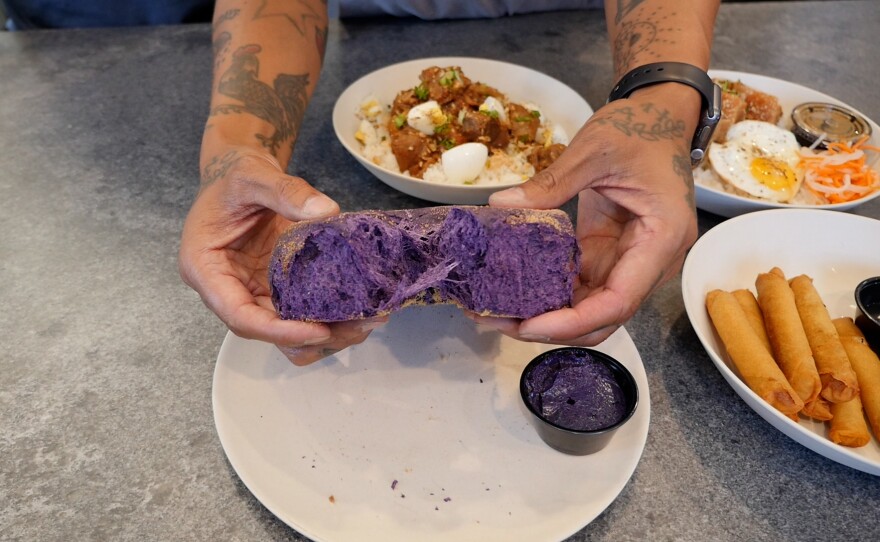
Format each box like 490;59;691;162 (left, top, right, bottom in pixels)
672;150;696;211
594;103;685;142
253;0;322;37
214;8;240;25
210;45;310;156
615;0;647;24
201;150;242;187
613;10;678;77
212;31;232;70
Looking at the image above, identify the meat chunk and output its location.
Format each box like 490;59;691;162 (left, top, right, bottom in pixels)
713;91;747;143
528;144;566;172
462;82;504;107
419;66;470;105
390;127;433;175
508;103;540;144
460;110;509;149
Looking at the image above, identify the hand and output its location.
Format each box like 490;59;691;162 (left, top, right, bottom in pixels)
178;149;387;365
477;85;699;345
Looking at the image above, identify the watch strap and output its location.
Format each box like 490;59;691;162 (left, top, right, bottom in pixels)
607;62;722;166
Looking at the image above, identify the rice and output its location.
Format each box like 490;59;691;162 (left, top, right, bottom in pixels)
354;93;565;186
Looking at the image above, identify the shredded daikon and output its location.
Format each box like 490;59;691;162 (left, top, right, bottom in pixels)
798;136;880;203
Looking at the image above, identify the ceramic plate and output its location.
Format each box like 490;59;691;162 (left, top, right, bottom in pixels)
682;208;880;475
213;305;649;541
696;70;880;218
332;57;593;204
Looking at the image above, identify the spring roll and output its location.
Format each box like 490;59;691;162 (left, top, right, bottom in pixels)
829;396;870;447
789;275;860;403
706;289;804;416
834;317;880;440
755;268;822;413
732;289;772;354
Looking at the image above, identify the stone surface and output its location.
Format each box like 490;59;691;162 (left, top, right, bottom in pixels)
1;2;879;541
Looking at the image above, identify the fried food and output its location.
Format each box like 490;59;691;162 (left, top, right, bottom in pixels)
754;268;823;417
706;289;804;416
789;275;860;403
833;317;880;440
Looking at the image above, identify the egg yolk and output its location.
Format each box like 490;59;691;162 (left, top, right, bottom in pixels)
749;157;797;192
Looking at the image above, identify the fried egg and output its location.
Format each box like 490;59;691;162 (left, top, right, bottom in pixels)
708;120;803;202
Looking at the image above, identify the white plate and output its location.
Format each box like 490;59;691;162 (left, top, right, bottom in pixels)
696;70;880;218
681;208;880;475
332;57;593;204
213;305;649;541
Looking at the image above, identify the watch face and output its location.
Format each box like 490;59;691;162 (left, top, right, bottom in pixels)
691;82;722;166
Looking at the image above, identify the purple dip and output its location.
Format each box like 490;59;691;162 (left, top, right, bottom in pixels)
524;349;628;432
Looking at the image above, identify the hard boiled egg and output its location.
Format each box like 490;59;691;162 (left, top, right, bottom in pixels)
441;142;489;184
708;120;803;202
479;96;508;122
407;100;447;135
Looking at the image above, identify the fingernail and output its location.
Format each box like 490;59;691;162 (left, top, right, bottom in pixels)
301;194;338;218
520;333;551;342
303;335;332;345
357;320;386;333
488;187;525;206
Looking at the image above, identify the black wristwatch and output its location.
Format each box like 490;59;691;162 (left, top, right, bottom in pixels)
607;62;722;166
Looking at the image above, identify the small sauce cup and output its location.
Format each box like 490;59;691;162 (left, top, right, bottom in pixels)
855;276;880;353
519;347;638;455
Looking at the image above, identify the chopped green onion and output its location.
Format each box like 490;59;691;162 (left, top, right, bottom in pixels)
439;69;458;87
394;114;407;129
530;110;541;118
433;123;449;134
440;139;455;150
480;109;500;119
413;84;429;101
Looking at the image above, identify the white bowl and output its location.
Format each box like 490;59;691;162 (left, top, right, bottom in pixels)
332;57;593;204
696;70;880;218
681;208;880;475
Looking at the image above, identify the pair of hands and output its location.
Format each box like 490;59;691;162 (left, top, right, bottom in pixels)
178;90;698;366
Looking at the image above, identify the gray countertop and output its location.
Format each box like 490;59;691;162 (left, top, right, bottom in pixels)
2;1;879;540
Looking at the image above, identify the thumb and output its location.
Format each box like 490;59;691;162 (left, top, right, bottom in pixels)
488;161;579;209
245;154;340;221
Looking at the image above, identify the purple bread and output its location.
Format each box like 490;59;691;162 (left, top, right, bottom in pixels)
269;206;580;322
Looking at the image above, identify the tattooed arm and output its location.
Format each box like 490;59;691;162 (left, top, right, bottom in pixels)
180;0;386;366
479;0;720;346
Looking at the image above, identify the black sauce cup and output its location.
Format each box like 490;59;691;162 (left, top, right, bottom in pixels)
855;276;880;353
519;347;639;456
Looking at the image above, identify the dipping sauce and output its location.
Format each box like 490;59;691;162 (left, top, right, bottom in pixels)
523;349;627;431
791;102;872;149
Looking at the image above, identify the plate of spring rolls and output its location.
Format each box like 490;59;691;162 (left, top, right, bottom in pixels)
682;208;880;476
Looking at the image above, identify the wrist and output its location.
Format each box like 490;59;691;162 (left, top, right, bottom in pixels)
608;62;721;165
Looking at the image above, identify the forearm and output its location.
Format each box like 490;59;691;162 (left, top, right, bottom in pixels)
606;0;719;77
602;0;721;161
201;0;328;184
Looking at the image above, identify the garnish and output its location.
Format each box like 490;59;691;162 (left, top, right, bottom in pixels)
439;69;458;87
799;135;880;203
479;109;499;119
413;84;429;101
393;114;407;129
